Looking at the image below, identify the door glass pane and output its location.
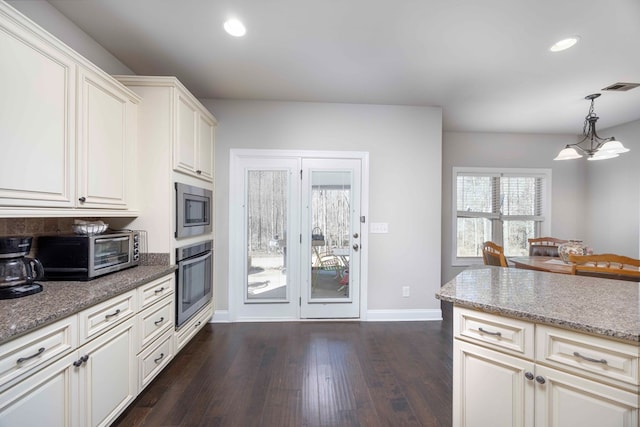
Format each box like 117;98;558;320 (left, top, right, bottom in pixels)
310;171;351;299
246;170;288;301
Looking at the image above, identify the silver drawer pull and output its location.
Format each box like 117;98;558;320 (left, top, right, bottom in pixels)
478;327;502;337
154;317;165;326
154;353;165;364
17;347;45;364
573;351;608;365
104;309;121;320
194;321;202;328
154;287;165;294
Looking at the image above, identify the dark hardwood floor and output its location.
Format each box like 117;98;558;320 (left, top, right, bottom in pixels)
114;302;453;427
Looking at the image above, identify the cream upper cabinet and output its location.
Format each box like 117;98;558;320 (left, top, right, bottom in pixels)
0;2;139;216
173;85;215;182
116;75;216;184
0;4;76;208
77;66;138;210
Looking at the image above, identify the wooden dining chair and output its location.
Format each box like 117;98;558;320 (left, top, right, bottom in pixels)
482;241;508;267
568;253;640;282
527;237;568;257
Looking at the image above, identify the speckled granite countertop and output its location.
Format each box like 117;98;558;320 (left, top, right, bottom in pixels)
436;266;640;344
0;265;176;345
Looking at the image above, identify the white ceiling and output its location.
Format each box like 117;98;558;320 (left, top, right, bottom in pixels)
47;0;640;133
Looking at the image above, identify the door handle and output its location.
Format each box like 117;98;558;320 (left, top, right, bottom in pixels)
353;244;359;252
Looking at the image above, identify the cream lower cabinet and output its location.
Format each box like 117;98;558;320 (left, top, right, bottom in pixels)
453;307;639;427
76;317;137;427
0;318;136;427
0;352;79;426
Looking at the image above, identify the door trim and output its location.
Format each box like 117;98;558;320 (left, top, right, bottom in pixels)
229;149;369;322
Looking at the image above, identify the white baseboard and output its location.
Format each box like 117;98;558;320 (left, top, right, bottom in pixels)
209;310;230;323
209;309;443;322
365;309;443;321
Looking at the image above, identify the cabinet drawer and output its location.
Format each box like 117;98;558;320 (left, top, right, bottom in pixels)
79;290;136;344
454;307;534;359
536;325;639;388
176;303;212;352
138;329;174;391
138;275;174;310
0;316;77;392
138;296;174;351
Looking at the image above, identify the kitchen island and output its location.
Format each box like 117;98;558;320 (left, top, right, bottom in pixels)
436;265;639;427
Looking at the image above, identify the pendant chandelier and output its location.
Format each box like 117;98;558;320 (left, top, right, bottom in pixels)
554;93;629;161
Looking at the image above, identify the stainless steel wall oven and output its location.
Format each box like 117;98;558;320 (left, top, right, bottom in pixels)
175;239;213;328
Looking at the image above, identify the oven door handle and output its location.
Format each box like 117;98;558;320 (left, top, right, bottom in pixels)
95;237;129;243
180;250;212;267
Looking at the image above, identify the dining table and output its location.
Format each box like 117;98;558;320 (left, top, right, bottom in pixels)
509;255;574;274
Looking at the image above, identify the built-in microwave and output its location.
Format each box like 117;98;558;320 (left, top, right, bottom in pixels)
37;231;140;281
175;182;213;238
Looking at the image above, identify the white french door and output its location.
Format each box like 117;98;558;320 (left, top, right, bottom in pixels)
300;158;361;318
229;150;367;321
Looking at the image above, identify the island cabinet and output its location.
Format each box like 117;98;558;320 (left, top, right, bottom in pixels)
0;1;140;216
453;307;639;427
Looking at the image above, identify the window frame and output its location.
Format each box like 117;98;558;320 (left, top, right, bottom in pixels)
452;167;552;266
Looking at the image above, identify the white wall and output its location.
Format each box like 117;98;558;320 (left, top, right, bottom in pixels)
201;100;443;316
6;0;133;74
583;119;640;257
442;131;586;283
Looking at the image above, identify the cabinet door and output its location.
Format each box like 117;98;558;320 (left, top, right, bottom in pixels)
0;12;75;207
196;113;215;182
77;67;134;209
534;365;638;427
454;340;535;427
0;352;79;427
77;318;137;427
174;91;198;175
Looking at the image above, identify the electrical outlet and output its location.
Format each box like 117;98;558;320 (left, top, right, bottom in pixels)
402;286;410;297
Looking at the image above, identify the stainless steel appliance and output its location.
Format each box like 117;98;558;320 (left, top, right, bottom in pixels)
175;182;213;238
175;240;213;328
0;236;44;299
37;230;140;280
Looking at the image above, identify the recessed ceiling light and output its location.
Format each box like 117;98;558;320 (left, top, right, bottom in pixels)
549;36;580;52
224;19;246;37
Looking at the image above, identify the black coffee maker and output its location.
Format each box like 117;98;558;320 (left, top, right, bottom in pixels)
0;236;44;299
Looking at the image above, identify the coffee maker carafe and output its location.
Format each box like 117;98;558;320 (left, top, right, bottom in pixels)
0;236;44;299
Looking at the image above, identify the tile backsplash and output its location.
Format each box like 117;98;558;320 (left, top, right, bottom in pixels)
0;218;103;256
0;217;84;238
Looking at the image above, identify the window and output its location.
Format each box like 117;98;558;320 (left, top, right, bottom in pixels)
452;167;551;265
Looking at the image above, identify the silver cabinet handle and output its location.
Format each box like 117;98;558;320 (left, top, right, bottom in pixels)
154;353;165;364
154;317;165;326
524;371;534;380
17;347;45;364
573;351;608;365
535;376;546;384
154;287;165;294
195;321;202;328
105;309;121;320
353;244;359;252
478;327;502;337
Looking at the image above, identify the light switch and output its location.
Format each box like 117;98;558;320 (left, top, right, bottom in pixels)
370;222;389;233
